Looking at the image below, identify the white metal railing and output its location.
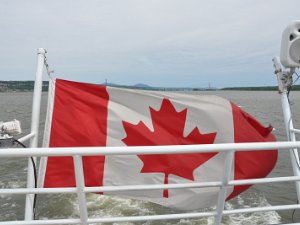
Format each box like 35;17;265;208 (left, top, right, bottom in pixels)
1;142;300;225
24;48;46;221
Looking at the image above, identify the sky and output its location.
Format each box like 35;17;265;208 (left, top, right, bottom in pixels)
0;0;300;88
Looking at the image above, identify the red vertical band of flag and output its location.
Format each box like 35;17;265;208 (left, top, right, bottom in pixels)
226;103;278;200
44;79;109;187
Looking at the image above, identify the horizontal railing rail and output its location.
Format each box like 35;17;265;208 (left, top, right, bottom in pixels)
1;204;300;225
0;141;298;157
0;175;299;195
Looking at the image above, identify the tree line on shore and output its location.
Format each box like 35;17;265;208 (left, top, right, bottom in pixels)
1;80;299;92
0;81;49;92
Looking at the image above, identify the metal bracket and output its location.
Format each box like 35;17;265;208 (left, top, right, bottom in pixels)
272;57;293;93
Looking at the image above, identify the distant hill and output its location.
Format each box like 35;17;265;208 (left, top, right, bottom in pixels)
104;82;153;90
103;82;154;90
133;83;151;88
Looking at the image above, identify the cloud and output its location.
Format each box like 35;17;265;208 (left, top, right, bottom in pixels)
0;0;300;87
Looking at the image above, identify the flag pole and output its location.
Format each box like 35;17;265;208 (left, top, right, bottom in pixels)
24;48;46;220
273;57;300;204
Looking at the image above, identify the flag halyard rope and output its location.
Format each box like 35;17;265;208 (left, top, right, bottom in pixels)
43;53;54;78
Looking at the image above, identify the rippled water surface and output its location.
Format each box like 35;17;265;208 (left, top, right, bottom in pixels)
0;90;300;224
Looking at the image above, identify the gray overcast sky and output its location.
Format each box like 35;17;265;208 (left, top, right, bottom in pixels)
0;0;299;88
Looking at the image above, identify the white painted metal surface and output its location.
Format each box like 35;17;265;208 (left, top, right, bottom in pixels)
24;48;46;221
273;56;300;205
281;91;300;204
214;150;234;224
0;174;299;195
73;155;88;225
18;133;35;144
1;141;299;157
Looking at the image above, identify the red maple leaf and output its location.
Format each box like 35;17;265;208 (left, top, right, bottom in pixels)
122;98;218;198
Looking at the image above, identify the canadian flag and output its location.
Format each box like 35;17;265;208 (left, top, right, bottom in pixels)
39;78;277;210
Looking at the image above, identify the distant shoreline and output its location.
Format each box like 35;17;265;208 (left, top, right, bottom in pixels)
0;81;298;92
222;85;300;91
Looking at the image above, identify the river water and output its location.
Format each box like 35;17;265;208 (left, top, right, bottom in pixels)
0;90;299;224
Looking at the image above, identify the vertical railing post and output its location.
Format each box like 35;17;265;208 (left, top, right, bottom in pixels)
273;57;300;203
214;150;235;225
281;92;300;203
24;48;46;220
73;155;88;225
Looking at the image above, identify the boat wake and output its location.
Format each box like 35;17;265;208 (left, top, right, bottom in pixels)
64;191;280;225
